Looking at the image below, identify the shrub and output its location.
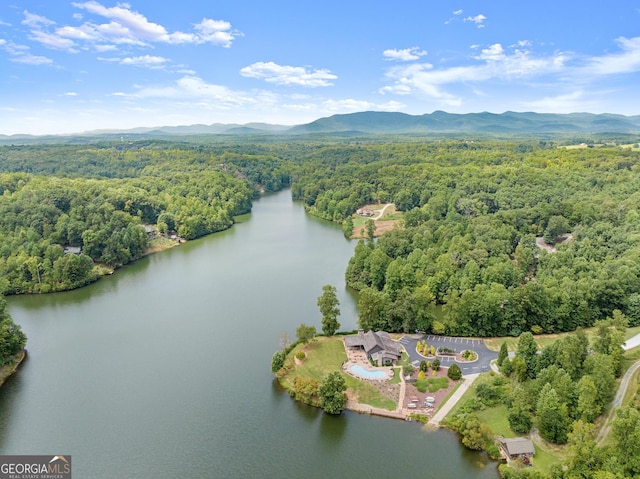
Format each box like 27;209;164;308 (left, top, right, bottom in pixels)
295;351;306;361
447;363;462;380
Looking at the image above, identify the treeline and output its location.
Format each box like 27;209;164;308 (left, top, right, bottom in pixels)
288;141;640;336
0;296;27;366
447;317;639;479
0;141;290;294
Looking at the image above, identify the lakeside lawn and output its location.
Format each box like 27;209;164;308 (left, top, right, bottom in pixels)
444;372;567;475
280;337;397;411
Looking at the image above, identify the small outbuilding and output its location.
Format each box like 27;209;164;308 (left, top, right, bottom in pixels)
499;437;535;462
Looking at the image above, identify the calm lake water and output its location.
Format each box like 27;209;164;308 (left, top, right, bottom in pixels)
1;189;498;478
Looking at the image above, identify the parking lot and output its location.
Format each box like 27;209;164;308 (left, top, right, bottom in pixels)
398;334;498;375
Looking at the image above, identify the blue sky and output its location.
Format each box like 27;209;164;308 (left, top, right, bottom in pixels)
1;1;640;135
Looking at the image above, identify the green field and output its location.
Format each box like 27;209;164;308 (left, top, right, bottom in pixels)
280;337;397;411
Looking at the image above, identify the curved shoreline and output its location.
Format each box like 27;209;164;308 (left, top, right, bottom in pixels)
0;349;27;388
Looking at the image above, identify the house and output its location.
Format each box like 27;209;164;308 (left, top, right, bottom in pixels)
356;208;374;217
345;330;402;366
499;437;535;463
63;246;82;255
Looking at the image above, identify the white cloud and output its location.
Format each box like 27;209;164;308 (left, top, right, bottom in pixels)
521;91;585;111
120;55;169;68
0;39;54;65
62;92;79;96
124;75;258;108
22;2;239;53
380;43;568;105
464;14;486;28
478;44;505;62
11;53;54;65
383;47;427;62
240;61;337;87
29;29;77;50
22;11;55;28
579;36;640;76
321;99;407;114
453;9;463;15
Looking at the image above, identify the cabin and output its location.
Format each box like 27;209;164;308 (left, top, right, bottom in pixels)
499;437;535;463
356;208;374;217
345;330;402;366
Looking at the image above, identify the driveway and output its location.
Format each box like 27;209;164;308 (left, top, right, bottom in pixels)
398;334;498;376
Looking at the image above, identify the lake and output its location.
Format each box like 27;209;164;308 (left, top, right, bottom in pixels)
1;189;498;478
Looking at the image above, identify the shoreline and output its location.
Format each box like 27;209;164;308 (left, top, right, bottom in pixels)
0;350;27;388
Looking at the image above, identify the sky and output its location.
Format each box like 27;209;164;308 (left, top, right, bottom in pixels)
1;1;640;135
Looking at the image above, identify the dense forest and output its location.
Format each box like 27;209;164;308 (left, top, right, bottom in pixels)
3;138;640;338
3;136;640;478
0;295;26;366
0;142;289;294
286;141;640;336
447;318;638;479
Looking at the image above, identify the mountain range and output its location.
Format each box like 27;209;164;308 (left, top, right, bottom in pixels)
2;111;640;141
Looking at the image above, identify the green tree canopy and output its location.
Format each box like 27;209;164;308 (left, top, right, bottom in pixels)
317;284;340;336
318;371;347;415
295;323;317;344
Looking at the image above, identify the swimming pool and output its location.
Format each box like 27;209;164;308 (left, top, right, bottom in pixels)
349;364;388;380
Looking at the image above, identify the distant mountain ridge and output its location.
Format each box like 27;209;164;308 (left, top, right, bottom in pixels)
2;111;640;141
288;111;640;135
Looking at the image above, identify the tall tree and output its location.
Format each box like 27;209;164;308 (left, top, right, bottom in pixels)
609;407;640;477
516;332;539;379
317;284;340;336
497;341;509;367
319;371;347;415
536;383;569;444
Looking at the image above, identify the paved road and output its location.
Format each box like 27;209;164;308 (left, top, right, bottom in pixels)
624;332;640;350
398;334;498;375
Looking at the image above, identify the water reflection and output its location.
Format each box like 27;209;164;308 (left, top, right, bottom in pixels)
318;411;347;448
0;357;26;450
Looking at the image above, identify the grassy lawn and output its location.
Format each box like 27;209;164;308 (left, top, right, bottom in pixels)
444;372;566;475
280;337;397;411
415;376;449;393
477;405;513;438
531;442;566;474
435;382;461;413
389;367;401;384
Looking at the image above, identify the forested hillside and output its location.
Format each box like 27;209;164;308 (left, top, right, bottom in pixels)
290;141;640;336
0;142;289;294
3;138;640;341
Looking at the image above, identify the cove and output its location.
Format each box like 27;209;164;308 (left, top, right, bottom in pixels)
0;189;498;478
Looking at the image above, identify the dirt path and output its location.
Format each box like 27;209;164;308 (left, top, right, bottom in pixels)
373;203;393;220
596;358;640;444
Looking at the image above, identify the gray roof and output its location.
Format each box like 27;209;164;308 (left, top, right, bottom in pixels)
501;437;535;456
345;331;400;358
